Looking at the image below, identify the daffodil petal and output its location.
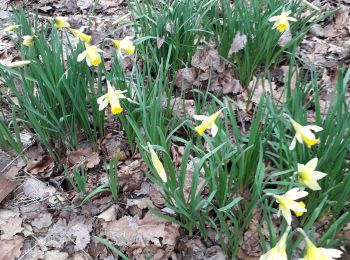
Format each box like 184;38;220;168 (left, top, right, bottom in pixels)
289;136;297;150
279;204;292;225
304;158;318;172
77;51;87;62
312;171;327;180
211;123;219;137
193;115;208;121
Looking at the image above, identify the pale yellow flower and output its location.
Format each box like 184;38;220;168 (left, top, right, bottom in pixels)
292;201;306;217
193;109;224;137
269;188;308;225
289;118;323;150
54;17;70;30
97;82;132;114
298;158;327;191
297;228;342;260
111;36;135;55
269;10;297;33
1;24;21;32
260;226;290;260
77;43;103;67
6;60;31;68
68;28;91;43
147;142;167;183
22;35;34;47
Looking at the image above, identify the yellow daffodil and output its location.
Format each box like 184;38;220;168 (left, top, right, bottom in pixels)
292;201;306;217
193;109;224;137
111;36;135;55
54;17;70;30
259;226;290;260
297;228;343;260
6;60;31;68
147;142;167;183
1;24;21;32
68;28;91;43
77;43;103;67
97;82;132;114
268;188;308;225
269;10;297;33
289;118;323;150
22;35;35;47
298;158;327;191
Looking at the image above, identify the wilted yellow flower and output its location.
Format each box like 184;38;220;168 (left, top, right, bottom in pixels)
97;81;132;114
193;109;224;137
147;142;167;183
54;17;70;30
289;118;323;150
292;201;306;217
269;10;297;33
297;228;342;260
1;24;21;32
259;226;290;260
269;188;308;225
68;28;91;43
77;43;103;67
298;158;327;191
22;35;34;47
6;60;31;68
111;36;135;55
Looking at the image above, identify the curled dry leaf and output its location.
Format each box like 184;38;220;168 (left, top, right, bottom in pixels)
229;31;247;55
67;147;100;169
171;143;185;166
100;132;128;160
118;159;145;192
0;175;17;203
24;144;54;175
191;46;223;73
97;205;119;222
175;67;198;90
0;235;24;260
0;210;23;240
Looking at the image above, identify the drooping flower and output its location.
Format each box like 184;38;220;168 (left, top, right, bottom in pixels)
111;36;135;55
6;60;31;68
22;35;35;47
193;109;224;137
297;158;327;191
259;226;290;260
54;17;70;30
1;24;21;32
297;228;343;260
97;82;132;115
268;188;308;225
289;118;323;150
269;10;297;33
68;28;91;43
77;43;103;67
147;142;167;183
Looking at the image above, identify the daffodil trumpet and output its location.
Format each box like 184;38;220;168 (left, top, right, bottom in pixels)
77;43;103;67
193;108;225;137
68;28;91;43
54;17;71;30
22;35;35;47
110;36;135;56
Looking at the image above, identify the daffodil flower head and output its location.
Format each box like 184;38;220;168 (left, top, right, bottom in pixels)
259;226;291;260
77;43;103;67
22;35;35;47
147;142;167;183
97;81;132;115
111;36;135;55
1;24;21;32
289;118;323;150
269;9;297;33
54;17;71;30
269;188;308;225
297;228;343;260
298;158;327;191
6;60;31;68
193;108;224;137
68;28;91;43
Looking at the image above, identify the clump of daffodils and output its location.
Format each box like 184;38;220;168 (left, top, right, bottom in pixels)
77;43;103;67
97;82;132;115
297;228;342;259
268;188;308;225
269;10;297;33
147;142;167;183
22;35;35;47
54;17;70;30
289;117;323;150
111;36;135;55
298;158;327;190
260;227;290;260
193;109;224;137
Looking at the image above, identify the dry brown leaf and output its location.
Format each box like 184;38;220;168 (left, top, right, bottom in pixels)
0;175;17;203
169;97;196;119
0;210;23;240
0;235;24;260
171;143;185;166
229;31;247;55
31;212;52;230
67;147;100;169
175;67;198;90
192;46;223;73
278;30;292;47
24;144;54;175
44;250;69;260
100;132;128;160
97;205;119;222
118;159;145;192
